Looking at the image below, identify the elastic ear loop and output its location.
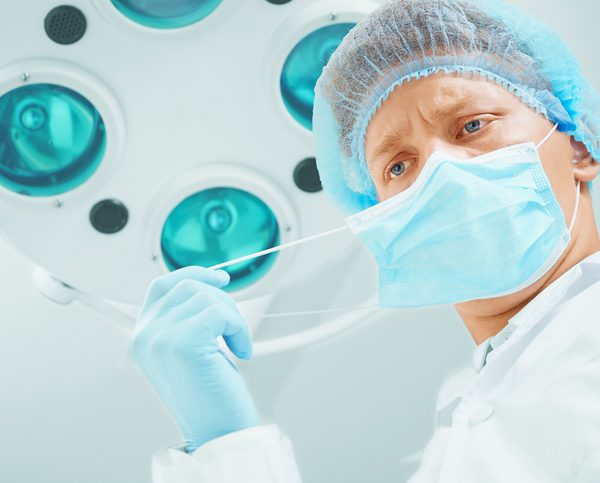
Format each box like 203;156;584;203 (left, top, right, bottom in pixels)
568;180;581;233
207;226;379;320
540;123;581;232
536;122;559;149
537;123;581;233
207;225;349;272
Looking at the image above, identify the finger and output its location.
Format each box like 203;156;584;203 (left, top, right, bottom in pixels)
138;278;204;326
143;266;230;309
163;279;240;314
179;305;253;360
157;290;220;328
141;268;230;317
223;330;253;360
138;279;242;338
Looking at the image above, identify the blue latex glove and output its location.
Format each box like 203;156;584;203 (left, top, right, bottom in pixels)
129;266;259;453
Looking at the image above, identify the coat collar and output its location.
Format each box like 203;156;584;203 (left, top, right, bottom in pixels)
473;250;600;371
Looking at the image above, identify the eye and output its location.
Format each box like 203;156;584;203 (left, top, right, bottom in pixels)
389;161;407;179
462;119;487;135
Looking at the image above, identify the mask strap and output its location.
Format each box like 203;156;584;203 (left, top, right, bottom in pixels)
208;225;349;271
207;225;363;320
568;180;581;233
535;123;580;233
536;123;559;149
535;122;580;232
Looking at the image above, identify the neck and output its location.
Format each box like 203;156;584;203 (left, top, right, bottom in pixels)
455;202;600;345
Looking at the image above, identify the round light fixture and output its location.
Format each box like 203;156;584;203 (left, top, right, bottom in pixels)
0;83;106;197
111;0;223;29
280;22;355;130
161;187;280;292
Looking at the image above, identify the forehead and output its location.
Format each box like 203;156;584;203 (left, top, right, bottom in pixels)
364;73;523;152
373;73;517;121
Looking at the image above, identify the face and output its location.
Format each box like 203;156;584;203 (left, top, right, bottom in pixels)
364;72;599;320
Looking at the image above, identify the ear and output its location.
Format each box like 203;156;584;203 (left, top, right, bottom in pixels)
571;137;599;183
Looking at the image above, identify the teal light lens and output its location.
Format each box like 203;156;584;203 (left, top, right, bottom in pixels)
161;187;280;291
112;0;222;29
280;23;355;130
0;83;106;197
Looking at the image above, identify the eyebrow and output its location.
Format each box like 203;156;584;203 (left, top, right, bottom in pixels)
368;98;479;164
370;131;405;164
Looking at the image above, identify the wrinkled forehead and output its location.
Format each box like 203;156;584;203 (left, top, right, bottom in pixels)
370;72;522;126
364;72;528;152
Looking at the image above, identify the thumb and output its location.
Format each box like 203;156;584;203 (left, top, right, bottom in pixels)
208;269;231;288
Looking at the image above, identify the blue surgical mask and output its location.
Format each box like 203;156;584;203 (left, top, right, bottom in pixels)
345;123;581;308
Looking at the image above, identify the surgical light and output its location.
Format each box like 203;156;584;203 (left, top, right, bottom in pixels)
0;83;106;197
161;187;280;292
280;22;355;130
111;0;223;29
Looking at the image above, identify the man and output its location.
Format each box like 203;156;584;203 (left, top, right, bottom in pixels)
130;0;600;481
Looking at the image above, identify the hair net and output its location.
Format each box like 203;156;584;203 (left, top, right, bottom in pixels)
313;0;600;214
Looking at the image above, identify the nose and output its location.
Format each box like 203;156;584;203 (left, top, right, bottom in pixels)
419;138;472;163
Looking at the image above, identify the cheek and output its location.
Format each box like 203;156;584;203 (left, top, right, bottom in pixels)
372;182;389;202
539;134;578;214
373;182;405;202
368;166;387;201
370;177;393;202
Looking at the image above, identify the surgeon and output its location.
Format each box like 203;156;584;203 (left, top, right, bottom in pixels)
130;0;600;481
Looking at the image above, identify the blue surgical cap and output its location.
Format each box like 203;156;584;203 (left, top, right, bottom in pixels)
313;0;600;214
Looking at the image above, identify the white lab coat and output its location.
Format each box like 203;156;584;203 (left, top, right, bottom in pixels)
152;251;600;483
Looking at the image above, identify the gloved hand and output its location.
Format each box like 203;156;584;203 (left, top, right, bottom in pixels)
129;265;259;453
